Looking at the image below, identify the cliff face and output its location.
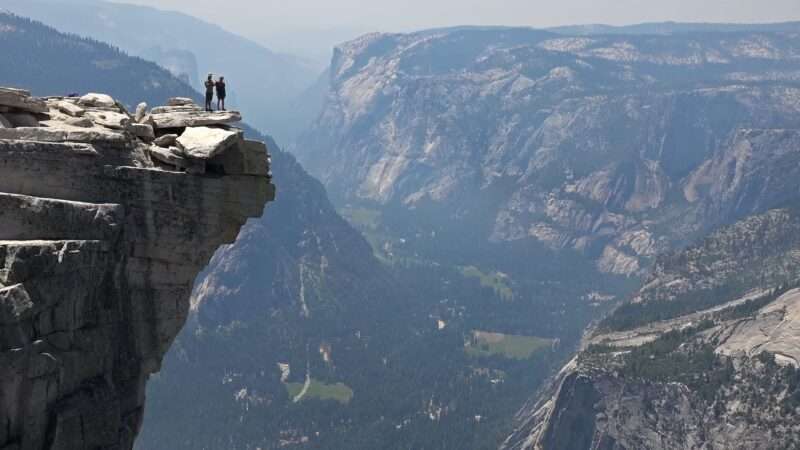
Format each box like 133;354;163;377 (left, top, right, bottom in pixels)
0;87;274;449
504;208;800;450
296;27;800;275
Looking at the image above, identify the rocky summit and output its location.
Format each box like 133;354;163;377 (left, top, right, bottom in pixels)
0;87;274;449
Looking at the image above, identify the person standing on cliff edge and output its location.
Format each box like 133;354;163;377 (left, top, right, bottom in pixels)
215;76;227;111
204;74;215;111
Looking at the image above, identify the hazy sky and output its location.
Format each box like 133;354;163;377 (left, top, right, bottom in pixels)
113;0;800;32
110;0;800;62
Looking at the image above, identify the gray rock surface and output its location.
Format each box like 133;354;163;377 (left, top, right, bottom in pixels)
0;87;275;450
150;109;242;129
167;97;194;106
504;208;800;450
176;126;240;159
56;100;85;117
0;87;47;113
127;122;155;141
153;133;178;147
4;112;41;127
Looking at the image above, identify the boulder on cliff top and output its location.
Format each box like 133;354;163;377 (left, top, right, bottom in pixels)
0;87;48;114
176;126;241;159
77;93;116;109
150;110;241;129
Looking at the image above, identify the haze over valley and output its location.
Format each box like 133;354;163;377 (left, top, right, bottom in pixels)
1;1;800;449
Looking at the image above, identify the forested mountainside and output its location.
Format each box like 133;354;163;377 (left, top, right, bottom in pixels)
505;206;800;449
1;0;321;141
0;14;196;107
296;26;800;278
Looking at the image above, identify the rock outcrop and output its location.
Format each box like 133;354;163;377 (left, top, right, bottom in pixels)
503;208;800;450
0;88;274;449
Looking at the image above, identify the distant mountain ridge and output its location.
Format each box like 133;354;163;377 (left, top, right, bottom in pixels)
549;21;800;36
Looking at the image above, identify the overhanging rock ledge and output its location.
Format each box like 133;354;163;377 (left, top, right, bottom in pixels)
0;88;275;450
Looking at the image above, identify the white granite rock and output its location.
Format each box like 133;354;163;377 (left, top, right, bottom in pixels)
135;102;148;123
150;110;241;129
77;93;116;109
85;111;131;130
176;126;240;159
57;101;85;117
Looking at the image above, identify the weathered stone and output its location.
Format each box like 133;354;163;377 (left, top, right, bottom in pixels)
150;110;241;129
149;105;203;115
64;117;94;128
0;87;48;114
0;125;129;145
128;123;155;141
0;114;11;129
3;113;39;128
56;101;85;117
85;110;130;130
167;97;195;107
147;145;204;174
176;126;240;159
0;85;274;450
209;139;269;176
134;102;148;123
153;134;178;147
77;93;116;108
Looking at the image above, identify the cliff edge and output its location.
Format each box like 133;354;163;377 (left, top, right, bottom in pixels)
0;87;274;449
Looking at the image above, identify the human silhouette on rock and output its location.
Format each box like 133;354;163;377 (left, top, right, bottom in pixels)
216;76;227;111
204;74;215;111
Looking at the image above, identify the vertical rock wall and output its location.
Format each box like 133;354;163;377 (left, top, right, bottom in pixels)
0;88;274;449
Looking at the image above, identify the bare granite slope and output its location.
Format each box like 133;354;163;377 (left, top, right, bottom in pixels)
0;87;274;449
504;208;800;450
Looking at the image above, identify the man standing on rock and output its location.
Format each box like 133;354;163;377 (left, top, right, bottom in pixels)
215;76;227;111
204;74;215;111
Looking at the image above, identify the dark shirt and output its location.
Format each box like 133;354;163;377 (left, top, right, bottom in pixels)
205;80;215;94
215;81;226;98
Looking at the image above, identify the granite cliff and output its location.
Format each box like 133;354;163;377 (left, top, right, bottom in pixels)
503;207;800;449
0;87;274;449
296;26;800;276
